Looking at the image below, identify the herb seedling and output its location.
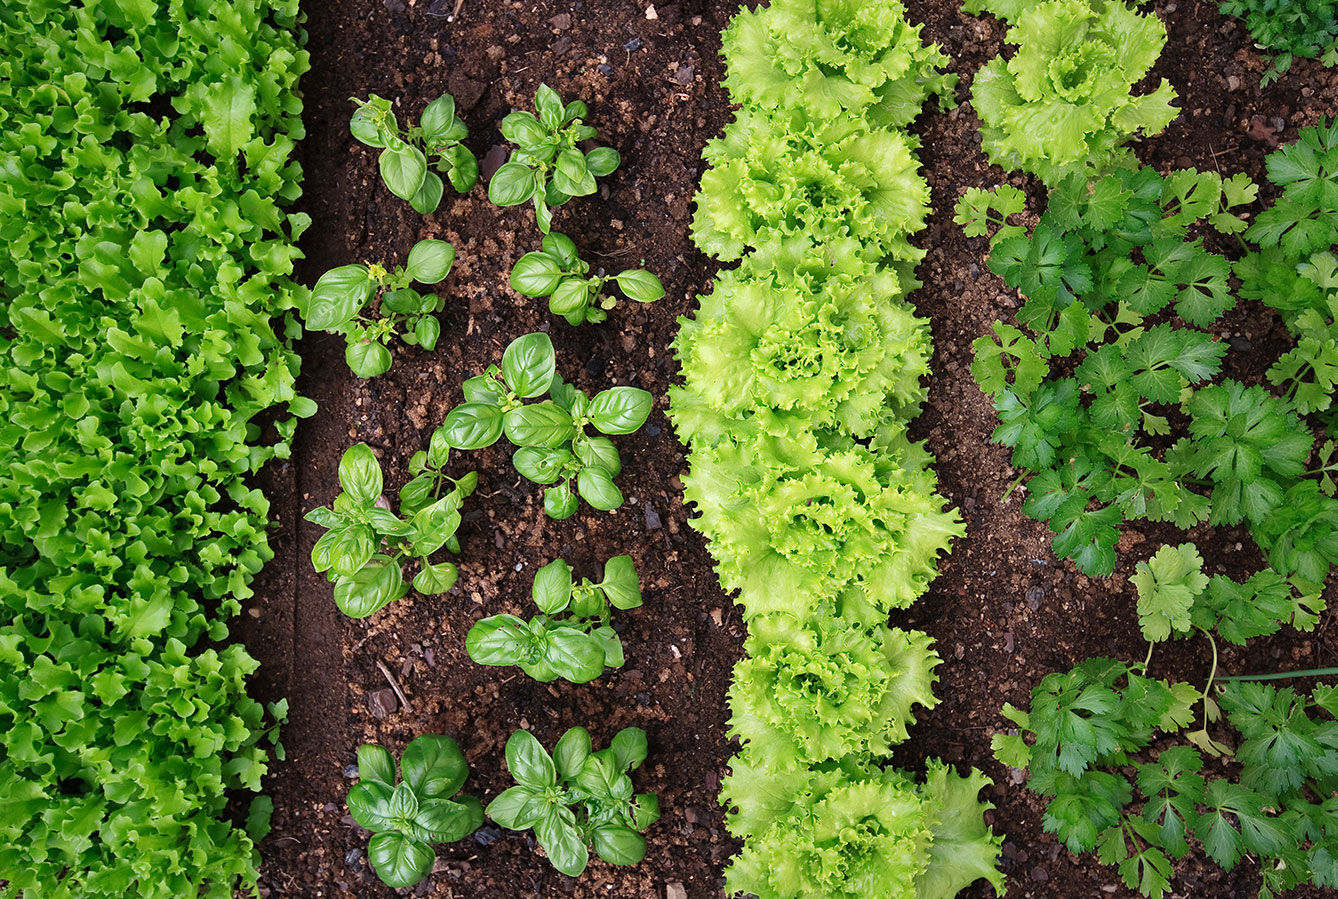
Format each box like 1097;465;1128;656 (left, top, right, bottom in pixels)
466;556;641;683
510;232;664;325
306;443;475;617
486;726;659;876
436;331;653;518
487;84;621;232
347;736;483;888
305;238;456;377
351;93;478;213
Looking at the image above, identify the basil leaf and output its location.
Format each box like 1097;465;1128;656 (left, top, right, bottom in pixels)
427;428;452;468
441;403;504;450
304;506;340;529
614;269;664;303
501;331;557;398
308;265;374;331
536;812;589;876
379;141;428;201
534;84;565;130
465;615;529;665
408;169;444;215
541;232;580;266
548;278;590;316
333;555;405;618
350;106;387;148
462;374;508;405
420;94;458;144
609;727;648;772
399;474;436;516
545;628;606;683
563;99;588;123
544;482;579;520
531;558;573;614
346;340;393;378
414;315;441;351
500;110;547;146
631;793;660;830
553;147;596;197
389;782;420;820
356;744;398;790
441;143;478;192
409;494;462;556
381;287;422;314
592;625;625;668
512;446;574;485
412;561;458;595
552;726;592;779
510;252;564;297
577;466;623;510
485;785;538;829
402;734;469;800
591;825;645;866
366;508;413;538
347;780;396;832
505;730;557;789
411;796;481;844
338;444;383;505
406;239;456;284
575;435;622;477
534;191;554;234
585;146;620;177
599;555;642;610
503;402;576;448
368;831;434;889
488;161;537;206
325;525;375;578
587;387;653;435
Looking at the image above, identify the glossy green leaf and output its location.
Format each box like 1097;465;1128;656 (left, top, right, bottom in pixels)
588;387;653;435
576;466;623;510
489;162;537;206
503;402;576;448
505;730;557;789
511;252;565;297
614;269;664;303
308;265;374;331
380;142;429;201
338;444;383;505
441;403;504;450
532;558;574;614
402;735;470;800
465;615;529;666
501;332;557;398
358;744;398;788
600;555;642;610
406;239;456;284
346;340;394;378
333;556;405;618
368;832;434;888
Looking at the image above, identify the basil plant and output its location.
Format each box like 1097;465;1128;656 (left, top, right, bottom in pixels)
511;232;664;325
347;735;483;888
436;331;653;518
486;727;659;876
487;84;621;232
350;92;478;213
466;555;642;683
306;442;475;618
304;238;456;378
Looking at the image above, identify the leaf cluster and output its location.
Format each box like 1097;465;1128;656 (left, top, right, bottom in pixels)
997;660;1338;898
960;165;1338;593
675;0;1005;894
466;556;641;683
306;443;474;618
488;84;620;233
305;238;456;377
350;92;478;213
1218;0;1338;85
486;727;660;876
437;332;652;518
347;736;483;888
965;0;1179;184
510;231;663;325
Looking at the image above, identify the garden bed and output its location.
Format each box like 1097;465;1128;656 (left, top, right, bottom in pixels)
239;0;1338;896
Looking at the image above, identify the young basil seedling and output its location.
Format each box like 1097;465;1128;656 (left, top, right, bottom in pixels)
466;555;642;683
350;92;479;213
511;232;664;325
347;735;483;888
486;726;659;876
435;331;654;518
305;238;456;378
306;443;476;617
487;84;621;233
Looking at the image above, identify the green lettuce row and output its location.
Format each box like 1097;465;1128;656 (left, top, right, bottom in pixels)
0;0;309;894
673;0;1004;895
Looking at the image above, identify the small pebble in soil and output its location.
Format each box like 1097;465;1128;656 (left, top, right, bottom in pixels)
1228;335;1252;353
345;849;363;867
367;688;398;719
645;504;662;529
474;825;503;846
598;63;612;75
624;37;644;51
343;764;359;779
1026;585;1045;610
674;64;694;85
646;424;661;437
666;883;687;899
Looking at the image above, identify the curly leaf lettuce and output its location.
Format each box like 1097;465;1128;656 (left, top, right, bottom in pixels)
967;0;1178;184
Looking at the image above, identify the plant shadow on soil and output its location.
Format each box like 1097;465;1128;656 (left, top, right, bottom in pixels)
235;0;1338;896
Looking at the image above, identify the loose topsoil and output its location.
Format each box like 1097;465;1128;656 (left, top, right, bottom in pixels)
236;0;1338;896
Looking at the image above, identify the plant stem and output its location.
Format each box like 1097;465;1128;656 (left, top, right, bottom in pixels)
1217;666;1338;683
1000;469;1030;503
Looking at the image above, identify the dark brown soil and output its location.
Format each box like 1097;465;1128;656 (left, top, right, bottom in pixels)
239;0;1338;896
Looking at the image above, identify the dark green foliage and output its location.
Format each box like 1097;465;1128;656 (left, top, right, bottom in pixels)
347;736;483;888
350;92;478;212
486;727;660;876
306;443;476;618
958;163;1338;592
0;0;309;892
488;84;621;233
437;332;653;517
510;232;664;325
1219;0;1338;85
466;556;642;683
